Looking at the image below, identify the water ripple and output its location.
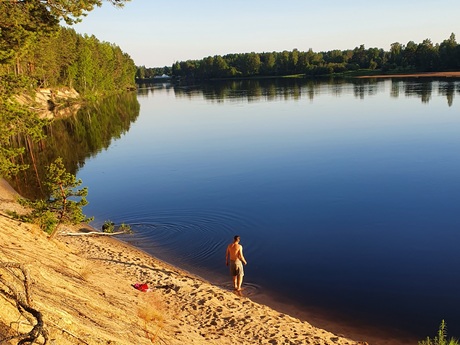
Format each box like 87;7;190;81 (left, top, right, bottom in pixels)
217;282;262;297
114;208;260;267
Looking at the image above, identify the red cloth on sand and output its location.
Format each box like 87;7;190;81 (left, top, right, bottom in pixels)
133;283;149;292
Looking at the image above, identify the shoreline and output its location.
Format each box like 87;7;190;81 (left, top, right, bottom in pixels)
355;71;460;79
0;178;360;345
0;178;418;344
138;240;419;345
73;231;418;345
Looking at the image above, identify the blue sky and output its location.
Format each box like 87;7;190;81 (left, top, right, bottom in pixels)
72;0;460;67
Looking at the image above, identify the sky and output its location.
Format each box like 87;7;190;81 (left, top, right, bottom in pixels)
71;0;460;68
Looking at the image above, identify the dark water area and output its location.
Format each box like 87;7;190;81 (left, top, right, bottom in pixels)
13;78;460;343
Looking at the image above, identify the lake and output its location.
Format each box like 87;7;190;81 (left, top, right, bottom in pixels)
25;78;460;342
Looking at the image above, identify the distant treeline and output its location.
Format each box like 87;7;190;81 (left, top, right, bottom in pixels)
0;27;136;93
137;33;460;80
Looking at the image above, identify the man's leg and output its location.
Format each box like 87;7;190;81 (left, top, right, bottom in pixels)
232;275;238;290
236;274;243;291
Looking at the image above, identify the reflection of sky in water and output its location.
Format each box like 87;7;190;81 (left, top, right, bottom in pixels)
79;79;460;339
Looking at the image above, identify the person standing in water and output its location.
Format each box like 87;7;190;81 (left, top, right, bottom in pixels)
225;235;247;291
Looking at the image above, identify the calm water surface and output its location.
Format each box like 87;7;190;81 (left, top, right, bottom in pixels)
77;79;460;341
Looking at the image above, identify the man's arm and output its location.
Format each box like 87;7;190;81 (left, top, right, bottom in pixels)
225;245;229;266
239;245;247;265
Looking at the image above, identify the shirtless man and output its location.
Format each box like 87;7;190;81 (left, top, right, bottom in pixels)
225;235;247;291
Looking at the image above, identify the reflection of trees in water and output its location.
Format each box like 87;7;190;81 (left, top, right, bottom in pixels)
394;79;460;105
168;78;459;106
8;92;140;200
11;80;457;198
174;78;335;102
404;80;433;104
390;80;403;98
137;83;175;98
352;79;382;99
438;81;458;107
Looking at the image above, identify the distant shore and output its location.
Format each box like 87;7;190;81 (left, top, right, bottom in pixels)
356;71;460;78
136;71;460;85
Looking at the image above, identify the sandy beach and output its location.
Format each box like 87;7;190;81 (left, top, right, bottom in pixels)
0;178;417;345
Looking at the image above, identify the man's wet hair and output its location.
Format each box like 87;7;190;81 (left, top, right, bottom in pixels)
234;235;240;241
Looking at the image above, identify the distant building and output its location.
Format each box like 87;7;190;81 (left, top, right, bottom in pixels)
153;74;171;80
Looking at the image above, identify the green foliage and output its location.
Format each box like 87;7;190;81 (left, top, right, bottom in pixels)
0;27;136;93
164;33;460;80
419;320;460;345
46;0;129;25
102;220;132;234
0;0;129;76
1;7;137;179
17;198;59;235
0;0;135;237
0;75;48;178
0;1;58;66
25;200;59;234
118;223;133;234
20;158;93;236
7;92;140;200
46;157;93;226
1;0;136;92
102;220;115;233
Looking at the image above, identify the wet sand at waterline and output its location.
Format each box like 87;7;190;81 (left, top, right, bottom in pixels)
0;179;416;344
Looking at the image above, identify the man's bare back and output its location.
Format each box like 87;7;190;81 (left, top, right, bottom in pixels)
227;242;243;261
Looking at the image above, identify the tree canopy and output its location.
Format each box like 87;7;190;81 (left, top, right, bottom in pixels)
0;0;135;178
142;34;460;81
0;0;130;65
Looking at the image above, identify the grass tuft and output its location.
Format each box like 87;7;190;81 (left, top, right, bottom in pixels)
419;320;459;345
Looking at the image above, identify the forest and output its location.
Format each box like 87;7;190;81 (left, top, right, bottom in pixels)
0;0;134;178
0;1;136;93
136;34;460;80
2;1;460;179
0;25;136;93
